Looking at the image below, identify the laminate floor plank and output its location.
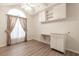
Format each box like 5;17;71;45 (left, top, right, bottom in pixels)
0;40;63;56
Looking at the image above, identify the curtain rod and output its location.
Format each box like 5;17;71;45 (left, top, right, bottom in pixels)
6;14;27;19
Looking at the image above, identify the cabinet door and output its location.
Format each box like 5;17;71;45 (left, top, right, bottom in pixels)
50;35;57;49
53;4;66;20
39;11;46;22
50;34;65;53
55;35;65;52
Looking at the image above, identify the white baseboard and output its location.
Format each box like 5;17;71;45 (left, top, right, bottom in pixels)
66;49;79;54
0;44;6;48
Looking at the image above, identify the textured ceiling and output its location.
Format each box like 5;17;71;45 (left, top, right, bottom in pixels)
0;3;18;6
0;3;57;15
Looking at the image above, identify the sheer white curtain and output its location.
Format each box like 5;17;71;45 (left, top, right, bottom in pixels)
19;17;27;42
11;18;25;44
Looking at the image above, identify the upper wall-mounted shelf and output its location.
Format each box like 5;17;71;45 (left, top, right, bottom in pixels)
39;3;66;23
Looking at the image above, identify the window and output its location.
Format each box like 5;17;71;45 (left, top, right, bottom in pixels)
7;9;26;41
11;18;25;39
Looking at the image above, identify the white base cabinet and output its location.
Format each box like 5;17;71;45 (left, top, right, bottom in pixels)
50;33;66;53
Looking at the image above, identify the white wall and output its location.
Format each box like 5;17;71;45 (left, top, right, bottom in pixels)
31;3;79;53
27;16;35;40
0;13;7;47
0;6;11;47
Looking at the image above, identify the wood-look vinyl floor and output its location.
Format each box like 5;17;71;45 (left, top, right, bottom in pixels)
0;40;64;56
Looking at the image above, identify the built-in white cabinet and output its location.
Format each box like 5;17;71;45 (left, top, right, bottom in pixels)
39;11;46;22
39;3;66;23
50;33;66;53
53;4;66;20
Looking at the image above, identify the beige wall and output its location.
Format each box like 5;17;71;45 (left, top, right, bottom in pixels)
31;3;79;53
